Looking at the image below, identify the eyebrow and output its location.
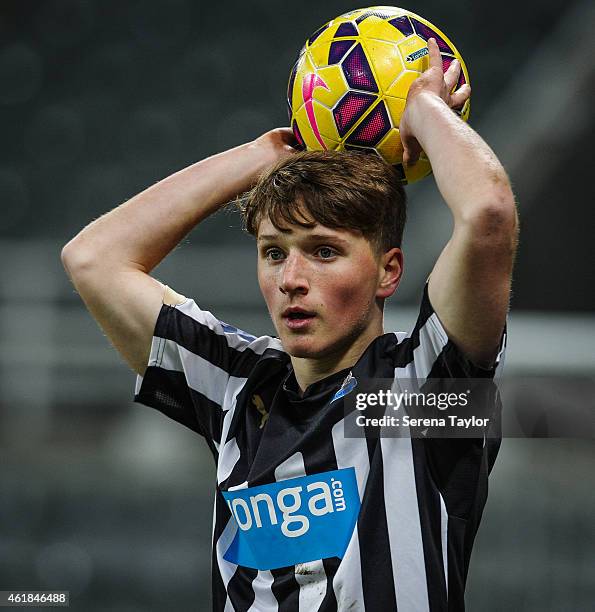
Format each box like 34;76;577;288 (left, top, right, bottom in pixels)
257;234;285;242
257;233;350;245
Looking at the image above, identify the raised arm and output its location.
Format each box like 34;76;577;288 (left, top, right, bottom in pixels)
61;128;296;375
399;38;519;366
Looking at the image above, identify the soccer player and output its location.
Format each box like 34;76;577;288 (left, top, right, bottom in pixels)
62;39;518;611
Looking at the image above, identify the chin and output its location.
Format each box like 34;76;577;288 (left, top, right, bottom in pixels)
281;334;345;360
279;334;324;359
283;342;321;359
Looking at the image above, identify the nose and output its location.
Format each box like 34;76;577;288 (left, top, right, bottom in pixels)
279;251;309;295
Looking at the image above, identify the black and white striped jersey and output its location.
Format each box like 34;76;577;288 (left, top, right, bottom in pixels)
134;283;506;612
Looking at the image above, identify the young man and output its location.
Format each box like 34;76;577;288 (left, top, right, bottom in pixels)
62;39;517;611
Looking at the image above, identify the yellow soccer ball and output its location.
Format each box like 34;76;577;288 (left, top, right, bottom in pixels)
287;6;470;184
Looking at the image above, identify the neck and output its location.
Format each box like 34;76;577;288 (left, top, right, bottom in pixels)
290;319;384;393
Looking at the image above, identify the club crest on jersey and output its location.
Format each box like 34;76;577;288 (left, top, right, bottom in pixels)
330;371;357;404
222;467;360;570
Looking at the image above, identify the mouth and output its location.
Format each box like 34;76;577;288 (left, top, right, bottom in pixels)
281;308;317;330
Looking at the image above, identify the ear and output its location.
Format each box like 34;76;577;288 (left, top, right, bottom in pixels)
376;247;403;299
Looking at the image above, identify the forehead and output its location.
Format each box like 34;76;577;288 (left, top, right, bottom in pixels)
256;217;358;242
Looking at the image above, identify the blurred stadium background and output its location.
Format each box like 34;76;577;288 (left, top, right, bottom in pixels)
1;0;593;610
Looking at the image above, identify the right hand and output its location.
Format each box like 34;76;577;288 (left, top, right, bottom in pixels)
399;38;471;167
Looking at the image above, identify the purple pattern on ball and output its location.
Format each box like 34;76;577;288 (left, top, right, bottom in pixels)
328;40;353;65
440;55;467;87
346;102;391;146
410;18;453;55
388;15;413;37
335;22;358;37
333;91;376;137
342;44;378;93
292;121;305;150
441;55;454;74
308;23;329;45
457;69;466;89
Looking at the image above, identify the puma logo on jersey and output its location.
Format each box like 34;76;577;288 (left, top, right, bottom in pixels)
251;394;269;429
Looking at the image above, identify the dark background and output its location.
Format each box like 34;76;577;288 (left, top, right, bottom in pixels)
1;1;593;611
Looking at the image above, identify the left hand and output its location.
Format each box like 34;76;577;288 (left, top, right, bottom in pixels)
399;38;471;167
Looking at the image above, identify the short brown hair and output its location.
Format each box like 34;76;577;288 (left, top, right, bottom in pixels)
238;150;407;254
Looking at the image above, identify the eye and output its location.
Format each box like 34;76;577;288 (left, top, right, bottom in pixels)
316;246;337;259
265;248;285;261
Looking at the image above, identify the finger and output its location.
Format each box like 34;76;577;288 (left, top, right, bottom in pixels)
427;37;441;71
444;58;461;92
450;84;471;109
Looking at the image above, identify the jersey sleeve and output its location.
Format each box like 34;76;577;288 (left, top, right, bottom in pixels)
395;280;507;380
133;296;284;454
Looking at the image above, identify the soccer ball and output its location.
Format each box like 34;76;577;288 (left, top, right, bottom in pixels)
287;6;470;184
